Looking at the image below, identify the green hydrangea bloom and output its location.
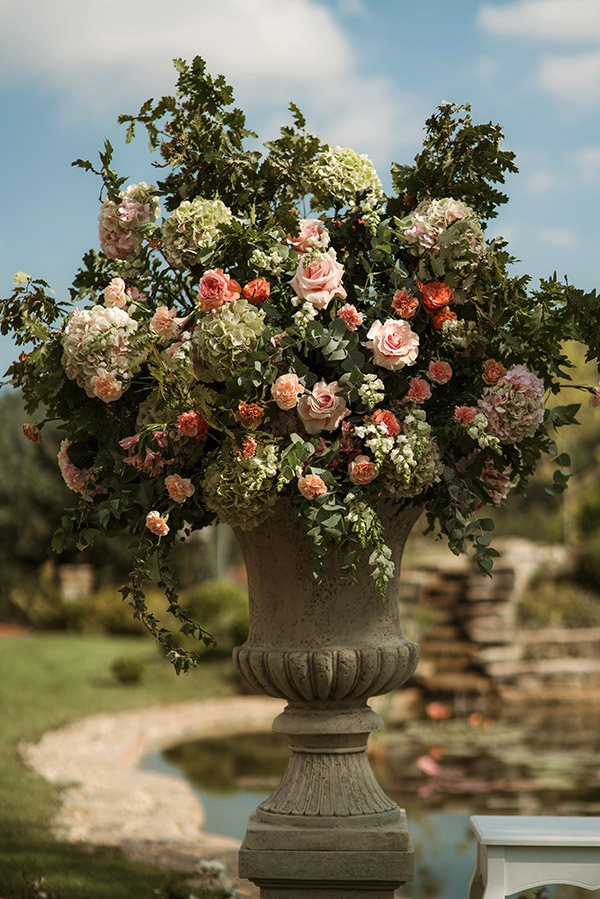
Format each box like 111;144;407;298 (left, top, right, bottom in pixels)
312;146;382;210
202;444;279;530
192;299;266;381
161;197;232;269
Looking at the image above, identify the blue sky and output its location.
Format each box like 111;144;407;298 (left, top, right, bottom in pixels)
1;0;599;377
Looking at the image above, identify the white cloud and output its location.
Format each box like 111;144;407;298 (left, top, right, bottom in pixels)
478;0;600;43
537;52;600;105
525;170;558;192
538;227;577;247
571;145;600;182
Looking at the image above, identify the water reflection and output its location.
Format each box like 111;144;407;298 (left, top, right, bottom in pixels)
144;704;600;899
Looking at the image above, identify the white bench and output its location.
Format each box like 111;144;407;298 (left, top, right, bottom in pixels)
469;816;600;899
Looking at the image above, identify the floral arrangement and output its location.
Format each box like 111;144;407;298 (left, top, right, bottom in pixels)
3;58;599;670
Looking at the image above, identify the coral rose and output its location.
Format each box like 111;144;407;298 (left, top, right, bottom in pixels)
298;473;328;499
391;289;419;319
177;411;209;439
297;380;349;434
366;319;419;371
482;359;507;385
372;409;402;436
337;303;364;331
419;281;454;313
348;454;378;485
427;360;453;384
165;473;195;503
243;278;270;304
271;373;305;410
145;510;170;536
430;307;457;330
289;249;347;311
454;405;477;426
234;436;258;459
104;277;127;309
288;219;328;253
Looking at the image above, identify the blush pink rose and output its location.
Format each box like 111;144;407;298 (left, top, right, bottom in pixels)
337;303;364;331
151;306;180;340
90;371;123;403
427;360;453;384
289;250;347;311
406;378;432;404
271;373;305;410
366;319;419;370
298;473;328;499
287;218;328;253
104;277;127;308
197;269;241;310
145;510;170;536
454;405;477;426
348;455;378;485
297;380;350;434
164;473;195;503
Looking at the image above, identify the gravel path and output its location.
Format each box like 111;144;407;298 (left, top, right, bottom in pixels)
21;696;285;897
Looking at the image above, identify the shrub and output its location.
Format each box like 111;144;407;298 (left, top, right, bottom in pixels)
111;656;145;685
517;578;600;629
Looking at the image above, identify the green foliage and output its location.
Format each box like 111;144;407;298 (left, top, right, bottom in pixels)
110;656;145;685
517;578;600;630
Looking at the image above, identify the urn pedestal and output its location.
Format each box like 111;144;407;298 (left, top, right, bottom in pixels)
233;504;421;898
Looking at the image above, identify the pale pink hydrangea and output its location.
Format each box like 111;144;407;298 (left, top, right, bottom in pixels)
337;303;364;331
366;319;419;371
297;380;349;434
454;406;477;426
164;473;195;503
478;364;545;444
406;378;432;404
90;370;124;403
145;510;170;536
298;474;328;499
289;249;347;311
151;306;180;340
287;219;329;253
104;277;127;309
271;373;305;410
427;360;453;384
99;183;159;261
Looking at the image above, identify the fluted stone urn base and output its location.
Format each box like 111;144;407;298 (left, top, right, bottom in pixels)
233;503;421;897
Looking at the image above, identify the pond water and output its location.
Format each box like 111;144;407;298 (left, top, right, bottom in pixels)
142;705;600;899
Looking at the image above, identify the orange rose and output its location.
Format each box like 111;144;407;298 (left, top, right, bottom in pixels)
348;455;378;485
482;359;506;385
430;307;457;330
372;409;402;437
418;281;454;314
243;277;271;304
298;474;328;499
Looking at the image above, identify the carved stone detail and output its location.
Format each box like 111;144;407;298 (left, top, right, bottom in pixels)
233;643;419;703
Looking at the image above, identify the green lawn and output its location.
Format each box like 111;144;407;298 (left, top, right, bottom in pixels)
0;633;237;899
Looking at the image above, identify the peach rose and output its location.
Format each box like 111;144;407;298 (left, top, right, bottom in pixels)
271;373;305;410
151;305;180;340
243;277;271;304
236;401;264;427
391;289;419;319
176;410;209;439
337;303;364;331
372;409;402;436
348;455;378;485
145;510;170;536
164;473;195;503
366;319;419;371
298;473;328;499
289;249;347;310
287;218;328;253
104;277;127;308
419;281;454;313
234;436;258;459
482;359;506;386
90;371;123;403
297;380;349;434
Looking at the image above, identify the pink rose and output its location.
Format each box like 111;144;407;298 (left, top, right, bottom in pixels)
104;277;127;308
298;474;328;499
164;473;195;503
427;360;453;384
145;510;170;537
406;378;431;404
287;219;328;253
151;306;180;340
454;406;477;426
366;319;419;370
90;371;123;403
348;455;378;485
289;249;347;311
197;269;241;310
337;303;364;331
271;373;305;410
297;380;350;434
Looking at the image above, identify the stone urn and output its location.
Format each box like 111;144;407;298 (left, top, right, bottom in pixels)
233;501;422;898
